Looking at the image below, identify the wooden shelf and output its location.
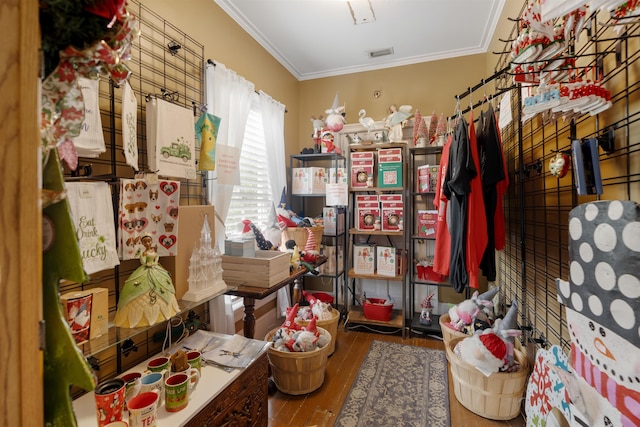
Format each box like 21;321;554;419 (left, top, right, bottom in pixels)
349;228;404;236
349;142;408;150
346;307;404;329
349;186;404;192
347;268;403;281
409;313;443;336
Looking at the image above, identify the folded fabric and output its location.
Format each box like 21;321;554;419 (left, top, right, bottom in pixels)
72;77;106;158
66;181;120;275
195;112;221;171
122;81;139;171
146;98;196;179
118;177;181;260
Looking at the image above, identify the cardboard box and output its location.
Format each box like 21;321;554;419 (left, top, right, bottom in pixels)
356;203;380;231
60;287;109;343
378;194;402;203
319;245;344;275
292;167;328;195
292;167;311;194
429;165;440;192
351;159;375;188
377;147;403;161
378;162;403;188
417;164;432;192
353;244;376;275
417;210;438;238
329;167;348;184
170;205;216;299
221;250;291;287
323;207;345;236
376;246;397;277
356;194;379;204
381;204;403;232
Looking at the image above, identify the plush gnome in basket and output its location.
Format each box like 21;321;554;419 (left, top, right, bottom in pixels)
271;303;329;352
447;287;499;333
455;329;510;376
301;228;319;263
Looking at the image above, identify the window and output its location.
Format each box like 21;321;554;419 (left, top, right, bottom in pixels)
224;95;273;237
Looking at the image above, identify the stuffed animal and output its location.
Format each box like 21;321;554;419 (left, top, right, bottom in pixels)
325;93;345;132
455;329;509;375
447;288;499;332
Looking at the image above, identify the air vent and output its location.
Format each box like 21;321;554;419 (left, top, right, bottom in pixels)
368;47;394;58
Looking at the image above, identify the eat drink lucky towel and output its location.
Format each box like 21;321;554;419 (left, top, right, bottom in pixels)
146;98;196;179
118;178;180;260
66;182;120;275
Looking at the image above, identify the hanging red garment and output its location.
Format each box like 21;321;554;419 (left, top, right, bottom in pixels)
493;111;508;251
432;135;452;277
466;114;488;289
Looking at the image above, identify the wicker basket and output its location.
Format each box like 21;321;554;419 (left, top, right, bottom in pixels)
287;226;324;252
265;326;331;395
439;313;470;348
447;336;531;421
295;308;340;356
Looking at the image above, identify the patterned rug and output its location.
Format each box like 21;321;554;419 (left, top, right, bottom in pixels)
334;340;450;427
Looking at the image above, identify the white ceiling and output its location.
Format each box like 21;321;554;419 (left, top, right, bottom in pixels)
214;0;506;81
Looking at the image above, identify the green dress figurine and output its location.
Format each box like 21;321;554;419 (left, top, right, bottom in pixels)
115;234;180;328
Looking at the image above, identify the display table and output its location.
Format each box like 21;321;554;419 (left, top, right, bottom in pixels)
226;257;326;339
73;336;269;426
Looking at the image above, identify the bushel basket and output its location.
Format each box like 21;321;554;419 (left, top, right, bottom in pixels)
447;336;531;420
295;308;340;356
265;326;331;395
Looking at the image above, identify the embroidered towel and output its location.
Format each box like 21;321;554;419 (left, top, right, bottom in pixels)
195;112;221;171
72;77;106;158
118;178;180;260
122;81;139;171
146;98;196;179
66;182;120;275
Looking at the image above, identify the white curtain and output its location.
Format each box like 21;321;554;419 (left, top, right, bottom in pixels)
258;90;290;315
205;61;255;334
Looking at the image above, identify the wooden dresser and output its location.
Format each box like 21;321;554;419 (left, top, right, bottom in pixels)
73;344;269;426
185;352;268;427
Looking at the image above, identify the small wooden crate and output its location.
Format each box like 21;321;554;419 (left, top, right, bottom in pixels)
265;327;331;395
447;337;531;421
221;250;290;287
287;226;323;252
295;309;340;356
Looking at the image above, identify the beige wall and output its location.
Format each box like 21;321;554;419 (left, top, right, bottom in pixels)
140;0;301;157
298;54;487;148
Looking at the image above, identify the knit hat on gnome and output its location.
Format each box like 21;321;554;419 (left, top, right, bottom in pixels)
302;228;318;262
456;330;507;375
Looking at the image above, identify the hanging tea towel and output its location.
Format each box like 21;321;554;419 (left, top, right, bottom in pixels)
72;77;106;158
66;182;120;275
195;112;221;171
122;81;139;171
118;177;180;260
146;98;196;179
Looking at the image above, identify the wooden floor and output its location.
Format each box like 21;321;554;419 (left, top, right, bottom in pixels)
268;325;527;427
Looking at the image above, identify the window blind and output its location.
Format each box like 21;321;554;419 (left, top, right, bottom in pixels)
225;102;272;237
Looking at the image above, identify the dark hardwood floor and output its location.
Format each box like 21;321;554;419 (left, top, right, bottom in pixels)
268;324;527;427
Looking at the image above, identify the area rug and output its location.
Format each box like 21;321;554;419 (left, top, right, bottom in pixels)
334;340;450;427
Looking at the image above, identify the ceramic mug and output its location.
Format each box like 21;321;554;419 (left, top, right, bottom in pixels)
127;391;160;427
139;372;166;406
187;350;202;374
164;370;200;412
119;372;142;407
94;378;126;427
146;356;170;373
104;422;129;427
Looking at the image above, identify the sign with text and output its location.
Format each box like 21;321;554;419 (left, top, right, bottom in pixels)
216;144;241;185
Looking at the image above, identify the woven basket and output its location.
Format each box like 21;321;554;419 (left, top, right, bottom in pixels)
287;226;324;252
439;313;470;348
295;308;340;356
265;326;331;395
447;337;531;421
